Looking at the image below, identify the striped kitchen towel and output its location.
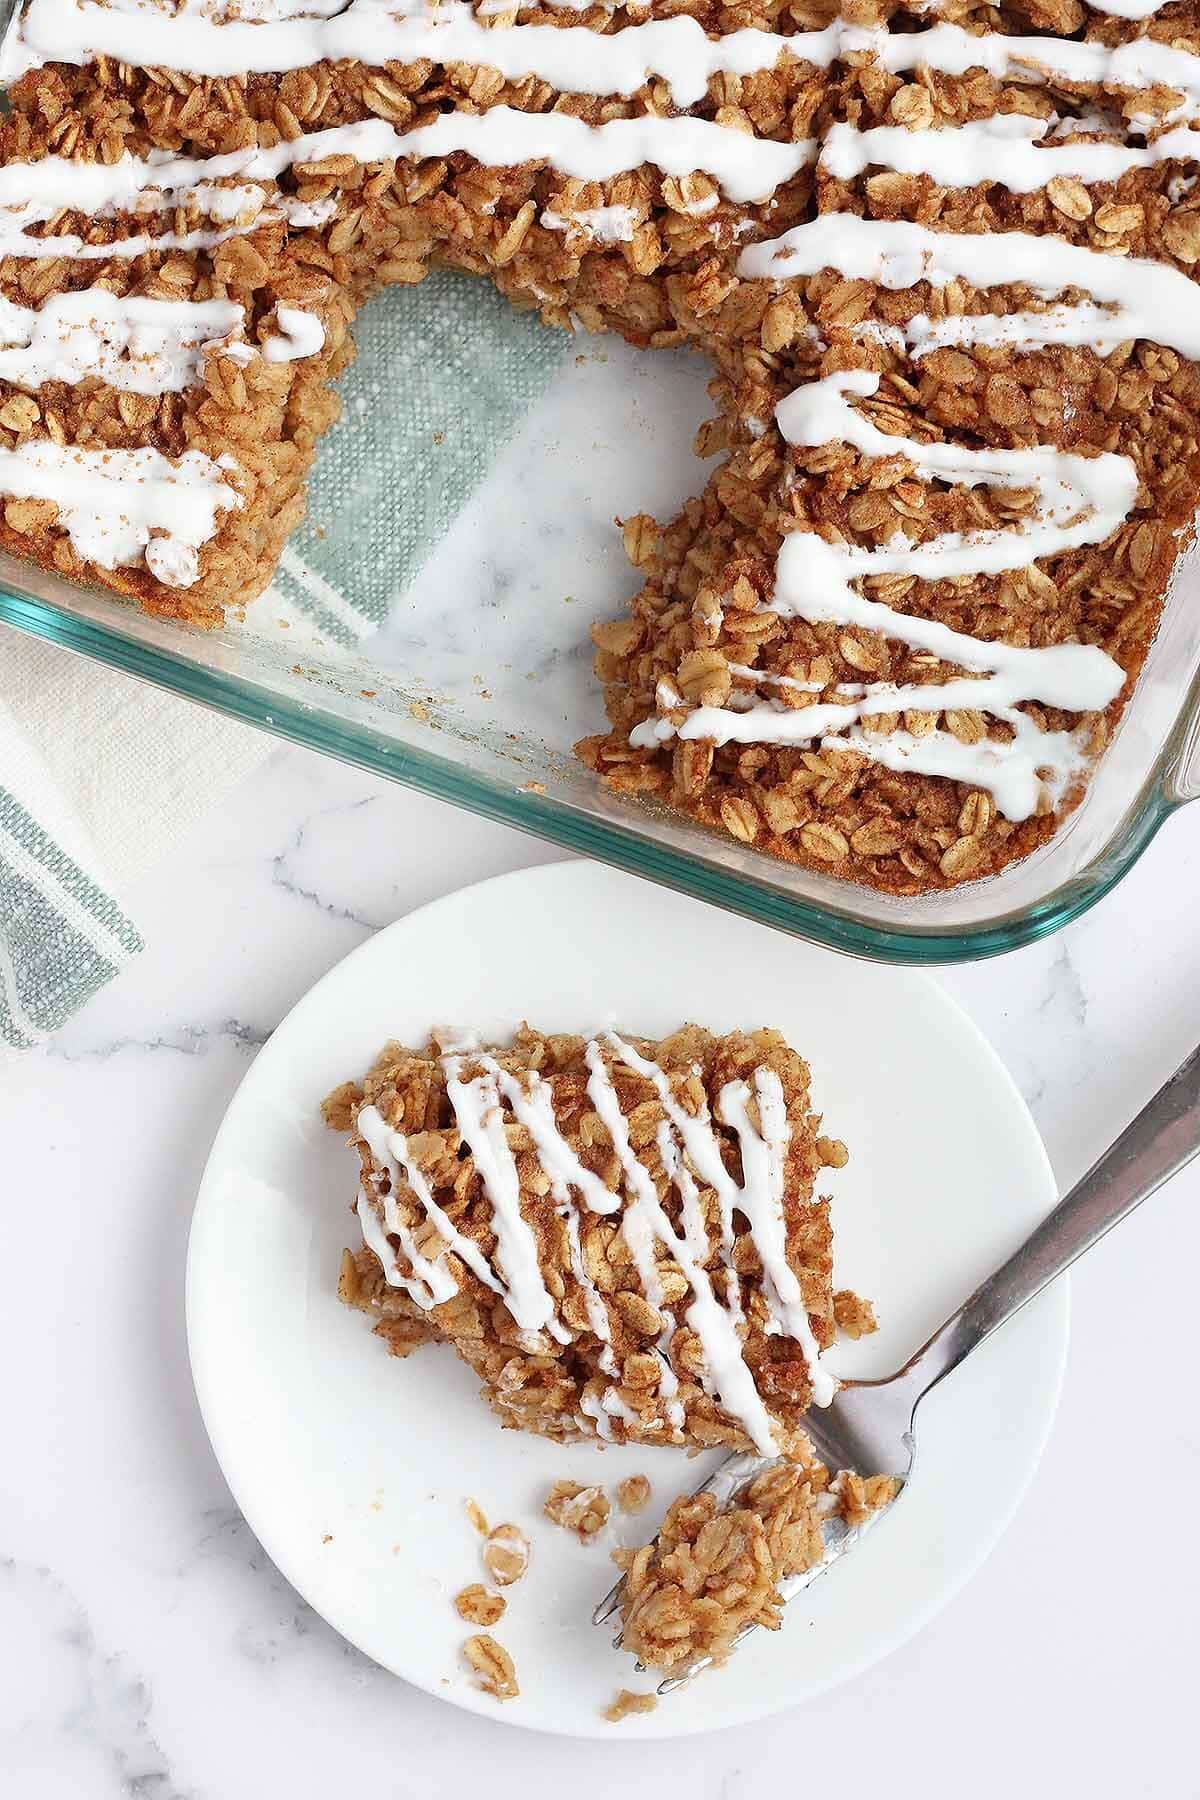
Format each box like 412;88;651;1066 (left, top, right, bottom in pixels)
0;271;565;1052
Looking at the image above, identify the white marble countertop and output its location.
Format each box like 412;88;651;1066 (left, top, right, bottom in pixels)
3;742;1198;1797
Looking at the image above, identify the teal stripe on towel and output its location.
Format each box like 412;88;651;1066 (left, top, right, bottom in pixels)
0;840;134;1046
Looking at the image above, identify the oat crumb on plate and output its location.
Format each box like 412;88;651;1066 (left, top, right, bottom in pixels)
462;1634;519;1702
454;1585;506;1627
464;1499;489;1537
545;1481;611;1540
616;1476;652;1514
606;1689;659;1723
834;1290;879;1339
483;1523;530;1586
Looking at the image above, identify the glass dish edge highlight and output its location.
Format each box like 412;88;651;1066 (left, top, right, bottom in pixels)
1;539;1195;966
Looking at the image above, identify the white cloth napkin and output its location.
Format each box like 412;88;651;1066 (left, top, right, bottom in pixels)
0;629;266;1052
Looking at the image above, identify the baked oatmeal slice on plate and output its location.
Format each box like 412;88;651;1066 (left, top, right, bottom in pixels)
187;861;1065;1736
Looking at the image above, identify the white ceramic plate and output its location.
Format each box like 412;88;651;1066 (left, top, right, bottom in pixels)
187;860;1066;1739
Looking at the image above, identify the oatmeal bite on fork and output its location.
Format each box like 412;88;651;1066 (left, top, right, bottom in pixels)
329;1022;866;1459
616;1455;898;1675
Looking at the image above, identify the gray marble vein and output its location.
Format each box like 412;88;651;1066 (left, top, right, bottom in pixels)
48;1019;270;1063
1;1560;192;1800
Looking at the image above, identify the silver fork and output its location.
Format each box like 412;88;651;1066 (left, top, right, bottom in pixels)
595;1040;1200;1691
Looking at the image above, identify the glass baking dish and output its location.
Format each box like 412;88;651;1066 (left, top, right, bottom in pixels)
1;283;1197;963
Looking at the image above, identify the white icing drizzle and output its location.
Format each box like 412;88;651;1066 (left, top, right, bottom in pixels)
605;1031;743;1324
821;115;1200;195
824;715;1092;817
578;1388;615;1438
1;0;794;95
479;1054;618;1364
601;1383;639;1423
0;121;396;261
359;1051;626;1360
0;441;240;585
477;0;613;10
442;1054;566;1336
0;194;330;263
888;301;1145;360
589;1033;833;1438
560;1203;618;1374
652;1121;775;1447
183;0;349;17
632;370;1130;821
0;289;323;397
775;369;1138;594
93;0;353;18
0;114;806;246
499;0;1172;13
728;661;821;694
262;305;326;363
0;291;243;394
11;4;1200;126
0;222;248;262
482;1058;618;1216
582;1042;686;1403
580;1376;653;1437
355;1187;458;1309
540;204;639;244
278;196;339;228
356;1102;504;1305
9;9;1197;230
816;287;1180;375
859;21;1200;122
376;108;812;203
634;676;1101;821
1046;109;1120;142
737;214;1200;362
719;1070;834;1405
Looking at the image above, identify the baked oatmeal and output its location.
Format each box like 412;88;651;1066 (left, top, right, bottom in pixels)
330;1022;854;1458
618;1452;897;1672
2;0;1199;883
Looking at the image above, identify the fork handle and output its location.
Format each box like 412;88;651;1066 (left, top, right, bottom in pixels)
902;1041;1200;1410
